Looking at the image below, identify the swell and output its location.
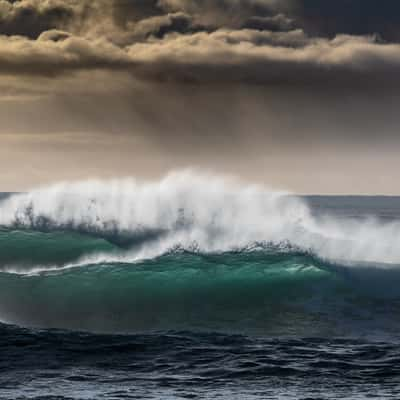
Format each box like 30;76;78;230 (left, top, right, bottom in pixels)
1;249;400;338
0;249;329;333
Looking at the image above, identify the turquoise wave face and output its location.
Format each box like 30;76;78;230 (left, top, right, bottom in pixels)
1;234;400;338
0;228;119;268
0;250;331;333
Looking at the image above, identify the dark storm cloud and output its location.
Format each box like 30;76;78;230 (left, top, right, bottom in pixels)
113;12;201;44
243;14;294;32
110;0;163;26
0;33;133;76
0;0;76;38
158;0;278;26
286;0;400;42
0;0;400;89
2;29;400;91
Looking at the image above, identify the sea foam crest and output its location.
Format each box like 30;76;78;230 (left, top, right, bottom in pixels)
0;171;400;265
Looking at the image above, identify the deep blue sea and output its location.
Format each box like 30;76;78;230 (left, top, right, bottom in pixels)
1;175;400;399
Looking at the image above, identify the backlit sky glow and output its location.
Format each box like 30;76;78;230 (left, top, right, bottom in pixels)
1;0;400;193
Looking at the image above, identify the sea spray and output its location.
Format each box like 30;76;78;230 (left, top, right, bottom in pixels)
1;171;400;266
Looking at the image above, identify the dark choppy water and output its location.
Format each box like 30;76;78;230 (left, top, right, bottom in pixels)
2;327;400;400
0;177;400;399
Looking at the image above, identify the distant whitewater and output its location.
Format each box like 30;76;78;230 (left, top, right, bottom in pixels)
0;171;399;336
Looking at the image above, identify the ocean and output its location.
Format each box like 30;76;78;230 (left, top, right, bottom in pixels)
0;173;400;399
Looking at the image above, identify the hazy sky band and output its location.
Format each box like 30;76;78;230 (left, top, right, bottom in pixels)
0;0;399;193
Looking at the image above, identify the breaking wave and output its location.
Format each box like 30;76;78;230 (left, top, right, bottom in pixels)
0;171;400;335
1;170;400;266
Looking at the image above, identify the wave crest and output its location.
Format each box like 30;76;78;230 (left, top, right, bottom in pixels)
1;171;400;266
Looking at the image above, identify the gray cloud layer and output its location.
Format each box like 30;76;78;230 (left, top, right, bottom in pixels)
1;0;400;89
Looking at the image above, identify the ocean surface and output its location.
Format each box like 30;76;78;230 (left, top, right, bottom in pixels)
1;173;400;399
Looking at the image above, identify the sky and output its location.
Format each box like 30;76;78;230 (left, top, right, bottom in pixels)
1;0;400;194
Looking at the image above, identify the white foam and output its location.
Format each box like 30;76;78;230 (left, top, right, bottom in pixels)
1;170;400;266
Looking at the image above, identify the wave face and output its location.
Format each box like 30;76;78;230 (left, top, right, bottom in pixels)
0;171;400;336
